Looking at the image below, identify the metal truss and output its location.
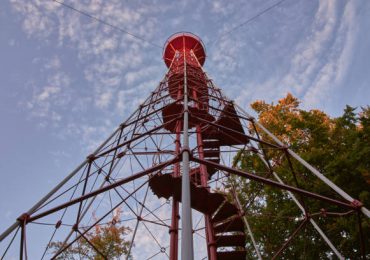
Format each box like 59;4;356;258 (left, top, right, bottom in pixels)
1;32;369;260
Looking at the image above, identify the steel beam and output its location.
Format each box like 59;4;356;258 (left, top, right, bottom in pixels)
192;157;355;209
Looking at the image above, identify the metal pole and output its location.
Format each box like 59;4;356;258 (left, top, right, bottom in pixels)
19;223;25;260
234;103;370;218
193;157;354;208
181;37;194;260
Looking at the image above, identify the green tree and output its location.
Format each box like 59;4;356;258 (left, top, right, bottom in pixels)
233;94;370;259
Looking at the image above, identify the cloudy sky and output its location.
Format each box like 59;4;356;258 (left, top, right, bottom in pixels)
1;0;370;252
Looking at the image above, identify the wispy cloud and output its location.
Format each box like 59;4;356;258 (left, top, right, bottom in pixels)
9;0;363;145
214;1;360;114
10;0;167;149
302;1;357;108
24;69;71;126
44;55;61;70
36;85;60;101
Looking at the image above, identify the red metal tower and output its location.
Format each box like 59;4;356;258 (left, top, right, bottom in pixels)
1;32;369;259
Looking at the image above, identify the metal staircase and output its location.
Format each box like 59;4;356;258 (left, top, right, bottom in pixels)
149;173;247;259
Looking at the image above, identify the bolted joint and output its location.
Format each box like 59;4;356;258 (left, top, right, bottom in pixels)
86;154;96;163
351;199;363;209
169;228;178;234
137;216;143;221
117;151;126;158
72;223;78;231
119;123;126;129
17;213;30;223
55;220;62;229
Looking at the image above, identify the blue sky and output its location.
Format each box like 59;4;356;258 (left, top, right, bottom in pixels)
1;0;370;254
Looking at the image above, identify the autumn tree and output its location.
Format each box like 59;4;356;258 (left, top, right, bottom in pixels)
232;93;370;259
50;208;132;260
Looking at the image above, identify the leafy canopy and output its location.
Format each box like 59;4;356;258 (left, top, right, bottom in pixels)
233;93;370;259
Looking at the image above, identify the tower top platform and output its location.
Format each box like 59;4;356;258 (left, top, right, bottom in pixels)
163;32;206;68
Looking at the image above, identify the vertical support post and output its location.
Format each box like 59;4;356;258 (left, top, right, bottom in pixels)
19;217;27;260
195;127;217;260
19;226;24;260
181;36;194;260
169;121;181;260
189;56;217;259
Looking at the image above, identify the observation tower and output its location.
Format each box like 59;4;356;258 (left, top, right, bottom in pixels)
1;32;369;260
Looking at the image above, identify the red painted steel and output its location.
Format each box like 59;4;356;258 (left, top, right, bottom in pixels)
2;32;368;260
163;32;206;68
159;33;248;259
